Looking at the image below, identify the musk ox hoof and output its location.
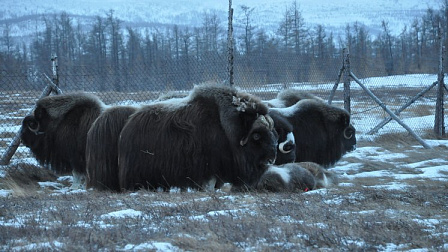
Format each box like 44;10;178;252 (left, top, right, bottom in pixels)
70;171;86;190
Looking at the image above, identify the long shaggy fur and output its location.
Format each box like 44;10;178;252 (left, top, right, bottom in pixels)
118;84;278;191
256;162;338;192
269;98;356;168
256;163;316;192
86;106;137;191
265;89;324;108
20;92;105;175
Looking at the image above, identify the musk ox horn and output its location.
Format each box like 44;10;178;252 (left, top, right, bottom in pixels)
26;119;43;135
240;114;275;146
279;132;295;153
343;126;354;139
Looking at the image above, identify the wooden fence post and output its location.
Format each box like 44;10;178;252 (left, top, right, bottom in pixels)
227;0;234;86
434;23;445;137
343;48;351;114
0;57;62;165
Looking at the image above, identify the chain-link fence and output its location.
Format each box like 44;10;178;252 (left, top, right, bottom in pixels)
1;55;446;164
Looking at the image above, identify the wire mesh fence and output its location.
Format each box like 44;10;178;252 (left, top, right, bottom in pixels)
0;55;446;164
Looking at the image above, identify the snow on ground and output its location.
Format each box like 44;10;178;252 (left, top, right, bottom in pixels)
0;74;447;250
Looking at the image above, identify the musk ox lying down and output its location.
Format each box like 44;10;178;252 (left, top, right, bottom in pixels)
117;84;278;191
20;92;105;188
268;91;356;168
265;89;324;108
256;162;339;192
86;106;138;191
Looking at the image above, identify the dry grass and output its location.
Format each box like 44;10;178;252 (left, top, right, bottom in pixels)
1;135;448;251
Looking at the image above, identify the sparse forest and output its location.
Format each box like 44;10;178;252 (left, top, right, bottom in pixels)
0;1;447;91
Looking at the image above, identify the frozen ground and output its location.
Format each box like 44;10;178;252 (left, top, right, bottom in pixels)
0;74;447;250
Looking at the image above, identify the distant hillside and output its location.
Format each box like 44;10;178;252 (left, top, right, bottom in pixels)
0;0;442;46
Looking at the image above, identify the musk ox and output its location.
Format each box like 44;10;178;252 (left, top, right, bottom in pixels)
269;95;356;168
265;89;324;108
256;162;339;192
117;84;278;191
20;92;105;188
86;105;137;191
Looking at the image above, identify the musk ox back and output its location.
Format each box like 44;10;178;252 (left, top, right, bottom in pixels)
118;84;278;191
269;98;356;168
86;106;137;191
20;92;105;186
265;89;323;108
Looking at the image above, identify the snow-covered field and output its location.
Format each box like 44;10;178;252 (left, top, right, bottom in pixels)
0;74;447;250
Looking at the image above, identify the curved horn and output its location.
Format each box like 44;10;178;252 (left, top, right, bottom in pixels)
343;126;353;139
279;132;295;153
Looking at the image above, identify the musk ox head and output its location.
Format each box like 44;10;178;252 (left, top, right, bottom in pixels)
20;92;105;182
117;84;278;191
268;110;296;165
270;98;356;168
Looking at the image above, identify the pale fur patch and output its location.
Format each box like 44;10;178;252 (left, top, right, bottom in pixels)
267;166;291;184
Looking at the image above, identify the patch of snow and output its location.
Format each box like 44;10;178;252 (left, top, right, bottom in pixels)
122;242;180;251
101;209;143;219
0;189;12;198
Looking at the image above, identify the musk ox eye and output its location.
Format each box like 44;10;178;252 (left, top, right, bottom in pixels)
252;132;262;141
28;121;38;129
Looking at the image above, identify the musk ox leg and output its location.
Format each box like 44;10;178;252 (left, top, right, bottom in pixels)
70;170;86;189
202;176;217;192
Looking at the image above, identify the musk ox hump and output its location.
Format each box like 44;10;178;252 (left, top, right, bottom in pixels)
36;92;105;119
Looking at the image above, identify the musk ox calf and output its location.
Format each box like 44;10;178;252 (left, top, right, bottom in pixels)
86;106;138;191
269;94;356;168
20;92;105;188
256;162;339;192
117;84;278;191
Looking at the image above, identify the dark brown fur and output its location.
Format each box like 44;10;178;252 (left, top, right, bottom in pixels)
86;106;137;191
118;84;278;191
20;93;105;177
270;98;356;168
